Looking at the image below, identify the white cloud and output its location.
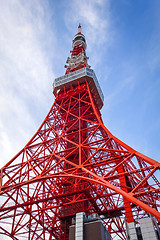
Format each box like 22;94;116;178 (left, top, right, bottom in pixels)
0;0;55;168
0;0;113;169
65;0;112;65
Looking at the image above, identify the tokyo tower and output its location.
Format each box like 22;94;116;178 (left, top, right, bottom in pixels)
0;25;160;240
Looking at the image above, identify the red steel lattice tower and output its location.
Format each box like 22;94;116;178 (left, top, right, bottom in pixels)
0;25;160;240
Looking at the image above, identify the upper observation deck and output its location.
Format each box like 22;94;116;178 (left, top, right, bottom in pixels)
53;67;104;110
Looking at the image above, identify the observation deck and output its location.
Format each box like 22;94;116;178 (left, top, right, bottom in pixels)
53;67;104;109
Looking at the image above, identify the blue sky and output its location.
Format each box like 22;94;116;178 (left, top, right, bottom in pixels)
0;0;160;169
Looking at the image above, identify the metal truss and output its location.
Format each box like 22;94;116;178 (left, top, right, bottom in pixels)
0;80;160;239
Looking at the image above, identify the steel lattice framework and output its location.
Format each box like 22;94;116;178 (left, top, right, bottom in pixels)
0;25;160;240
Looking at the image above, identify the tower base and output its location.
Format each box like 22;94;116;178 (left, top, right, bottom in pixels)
69;212;111;240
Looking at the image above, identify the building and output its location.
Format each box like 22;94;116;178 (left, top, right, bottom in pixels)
69;212;111;240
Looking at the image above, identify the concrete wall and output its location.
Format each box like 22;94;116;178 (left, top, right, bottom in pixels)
139;217;157;240
69;219;111;240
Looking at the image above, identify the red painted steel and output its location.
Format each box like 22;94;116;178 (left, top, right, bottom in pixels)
0;26;160;240
65;24;89;75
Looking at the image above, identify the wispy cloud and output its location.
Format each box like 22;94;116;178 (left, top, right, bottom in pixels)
0;0;55;167
64;0;112;66
0;0;112;168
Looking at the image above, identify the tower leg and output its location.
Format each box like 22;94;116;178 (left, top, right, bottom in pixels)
118;164;134;223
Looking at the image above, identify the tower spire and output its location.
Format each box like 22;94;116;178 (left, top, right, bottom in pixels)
78;23;81;33
65;25;89;74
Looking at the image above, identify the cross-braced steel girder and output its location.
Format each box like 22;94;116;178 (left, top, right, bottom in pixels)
0;80;160;240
